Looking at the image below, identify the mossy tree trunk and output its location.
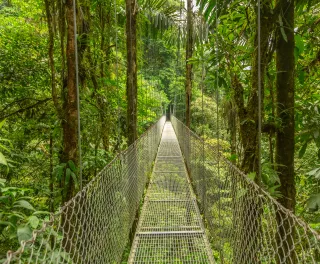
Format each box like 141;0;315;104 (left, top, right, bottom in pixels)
232;2;274;263
61;0;78;204
275;0;296;263
126;0;138;145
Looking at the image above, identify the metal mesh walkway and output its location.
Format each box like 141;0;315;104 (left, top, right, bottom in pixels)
129;122;214;263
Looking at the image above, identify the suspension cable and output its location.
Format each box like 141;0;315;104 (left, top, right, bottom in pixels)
114;0;120;147
201;47;206;214
139;15;144;127
175;0;183;118
215;0;222;260
73;0;82;190
258;0;262;182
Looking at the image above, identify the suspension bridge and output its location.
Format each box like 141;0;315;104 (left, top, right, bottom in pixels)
4;115;320;263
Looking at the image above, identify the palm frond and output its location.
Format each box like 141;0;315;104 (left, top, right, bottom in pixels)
196;0;234;25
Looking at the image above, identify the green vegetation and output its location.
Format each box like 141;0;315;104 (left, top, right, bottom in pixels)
0;0;319;261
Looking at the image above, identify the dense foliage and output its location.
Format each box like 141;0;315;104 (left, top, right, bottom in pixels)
0;0;319;261
0;0;171;255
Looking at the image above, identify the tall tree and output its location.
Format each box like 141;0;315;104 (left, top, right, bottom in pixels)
126;0;138;145
185;0;193;128
62;0;78;203
275;0;295;262
233;1;273;179
231;2;275;263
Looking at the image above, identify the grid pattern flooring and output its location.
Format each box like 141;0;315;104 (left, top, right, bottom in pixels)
129;122;214;263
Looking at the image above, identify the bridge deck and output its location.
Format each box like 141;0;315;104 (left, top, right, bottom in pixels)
129;122;214;263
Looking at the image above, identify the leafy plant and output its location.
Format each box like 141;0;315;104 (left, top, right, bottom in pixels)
306;167;320;212
0;120;12;171
53;161;79;190
0;178;50;252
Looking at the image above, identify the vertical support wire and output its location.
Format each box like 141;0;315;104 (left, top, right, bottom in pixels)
182;0;186;123
114;0;120;148
175;0;183;119
215;0;222;260
201;51;206;214
147;17;151;124
73;0;82;190
258;0;262;181
140;16;144;127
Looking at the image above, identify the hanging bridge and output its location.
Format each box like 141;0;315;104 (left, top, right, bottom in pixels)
128;121;214;263
5;116;320;263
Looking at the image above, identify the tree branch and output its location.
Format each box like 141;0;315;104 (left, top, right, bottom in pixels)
0;98;52;120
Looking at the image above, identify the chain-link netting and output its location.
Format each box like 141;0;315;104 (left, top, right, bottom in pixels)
4;117;166;264
171;116;320;264
128;122;214;263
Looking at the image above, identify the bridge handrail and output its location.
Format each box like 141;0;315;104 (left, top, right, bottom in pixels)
171;115;320;263
5;116;166;264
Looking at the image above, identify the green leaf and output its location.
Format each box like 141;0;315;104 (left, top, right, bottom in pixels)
229;154;237;162
53;163;66;181
298;70;305;85
0;178;6;187
28;215;39;229
203;0;215;21
268;185;282;198
295;34;304;53
294;47;300;62
13;200;35;211
0;143;10;152
306;168;319;176
247;172;256;181
8;212;26;221
0;119;6;130
307;193;320;212
0;152;8;166
299;142;308;158
0;139;13;148
67;160;77;172
70;172;79;190
307;168;320;179
17;226;32;243
0;221;16;228
65;168;71;185
279;15;288;42
218;76;227;88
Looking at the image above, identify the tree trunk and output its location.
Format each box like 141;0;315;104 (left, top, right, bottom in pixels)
232;2;273;263
126;0;138;145
185;0;193;128
275;0;296;263
44;0;61;117
99;2;112;153
234;0;273;179
44;0;58;214
62;0;78;203
126;0;139;246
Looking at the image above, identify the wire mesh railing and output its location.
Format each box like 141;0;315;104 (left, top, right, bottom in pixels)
4;116;166;264
171;115;320;264
128;122;214;263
